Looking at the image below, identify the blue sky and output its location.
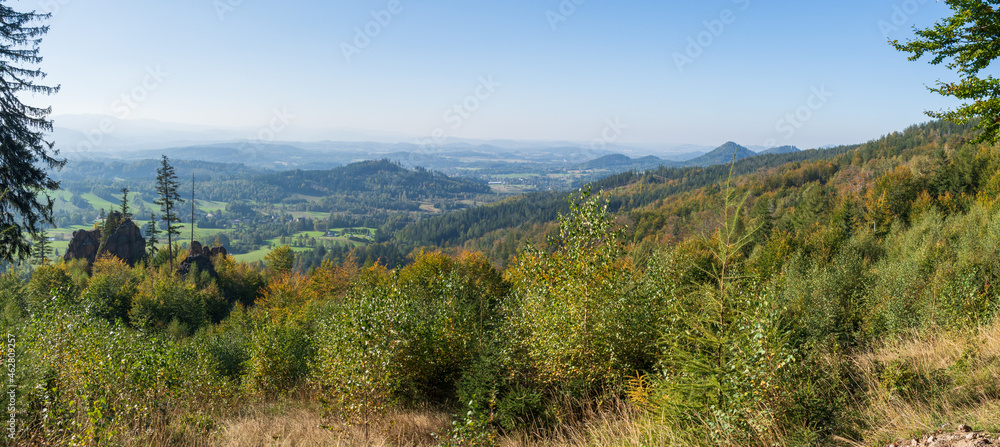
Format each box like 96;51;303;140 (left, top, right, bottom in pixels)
21;0;961;148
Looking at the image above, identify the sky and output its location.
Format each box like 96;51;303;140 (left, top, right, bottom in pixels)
14;0;965;150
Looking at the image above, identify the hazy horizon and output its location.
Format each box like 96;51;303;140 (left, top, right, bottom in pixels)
21;0;960;150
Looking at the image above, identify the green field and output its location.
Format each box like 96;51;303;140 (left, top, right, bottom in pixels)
287;211;329;220
80;193;118;212
232;245;311;264
232;230;370;263
196;200;229;213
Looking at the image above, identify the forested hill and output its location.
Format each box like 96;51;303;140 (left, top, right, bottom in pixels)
254;159;491;198
398;139;862;250
684;141;757;166
59;158;493;208
397;120;977;263
569;141;802;176
52;158;267;182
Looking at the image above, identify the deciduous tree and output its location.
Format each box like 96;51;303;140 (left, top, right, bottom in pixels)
892;0;1000;143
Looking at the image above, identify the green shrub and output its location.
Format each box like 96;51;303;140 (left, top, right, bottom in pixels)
652;178;795;441
314;251;507;429
130;276;210;335
83;256;140;324
313;266;400;427
28;263;82;306
215;256;267;306
0;271;26;329
195;305;254;382
243;318;312;394
15;309;190;445
504;190;660;391
781;237;873;349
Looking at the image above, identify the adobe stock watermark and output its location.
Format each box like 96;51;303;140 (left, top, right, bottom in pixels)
111;66;170;119
546;0;587;31
71;65;170;156
239;108;296;157
590;117;628;151
672;0;750;73
214;0;245;21
340;0;404;63
762;85;833;148
562;117;628;163
878;0;930;37
415;75;501;148
6;333;15;440
37;0;71;16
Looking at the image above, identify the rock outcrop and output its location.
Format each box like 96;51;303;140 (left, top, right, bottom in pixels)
175;241;228;278
177;254;216;278
210;246;228;258
63;228;101;264
63;213;147;266
100;216;147;266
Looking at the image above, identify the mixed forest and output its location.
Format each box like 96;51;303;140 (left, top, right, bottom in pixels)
5;119;1000;446
6;1;1000;445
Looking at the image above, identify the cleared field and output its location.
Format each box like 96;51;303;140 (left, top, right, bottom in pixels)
287;211;329;220
233;230;368;263
495;173;541;178
80;193;117;212
197;200;229;212
233;244;316;264
49;224;93;238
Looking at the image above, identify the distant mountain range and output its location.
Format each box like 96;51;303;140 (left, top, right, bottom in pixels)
577;142;800;172
50;114;806;178
49;114;797;164
70;138;797;178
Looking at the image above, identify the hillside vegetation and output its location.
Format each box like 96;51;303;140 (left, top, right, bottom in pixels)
45;159;498;264
5;120;1000;446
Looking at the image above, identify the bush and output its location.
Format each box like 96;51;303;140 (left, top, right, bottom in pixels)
215;256;267;306
15;309;191;445
130;276;212;336
257;273;311;325
652;181;795;441
504;190;660;391
193;304;253;383
84;256;140;324
0;271;26;329
313;250;508;428
28;262;82;306
243;318;313;394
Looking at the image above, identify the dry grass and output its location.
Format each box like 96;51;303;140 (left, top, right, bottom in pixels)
852;321;1000;446
215;402;449;447
62;385;803;446
494;397;790;447
214;396;686;447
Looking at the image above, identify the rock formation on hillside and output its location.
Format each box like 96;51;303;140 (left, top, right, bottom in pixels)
63;228;101;264
175;241;228;278
100;215;147;266
64;212;146;266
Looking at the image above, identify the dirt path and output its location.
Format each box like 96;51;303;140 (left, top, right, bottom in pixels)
885;425;999;447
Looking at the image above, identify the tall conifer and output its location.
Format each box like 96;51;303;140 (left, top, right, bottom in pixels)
154;155;184;270
0;5;62;262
